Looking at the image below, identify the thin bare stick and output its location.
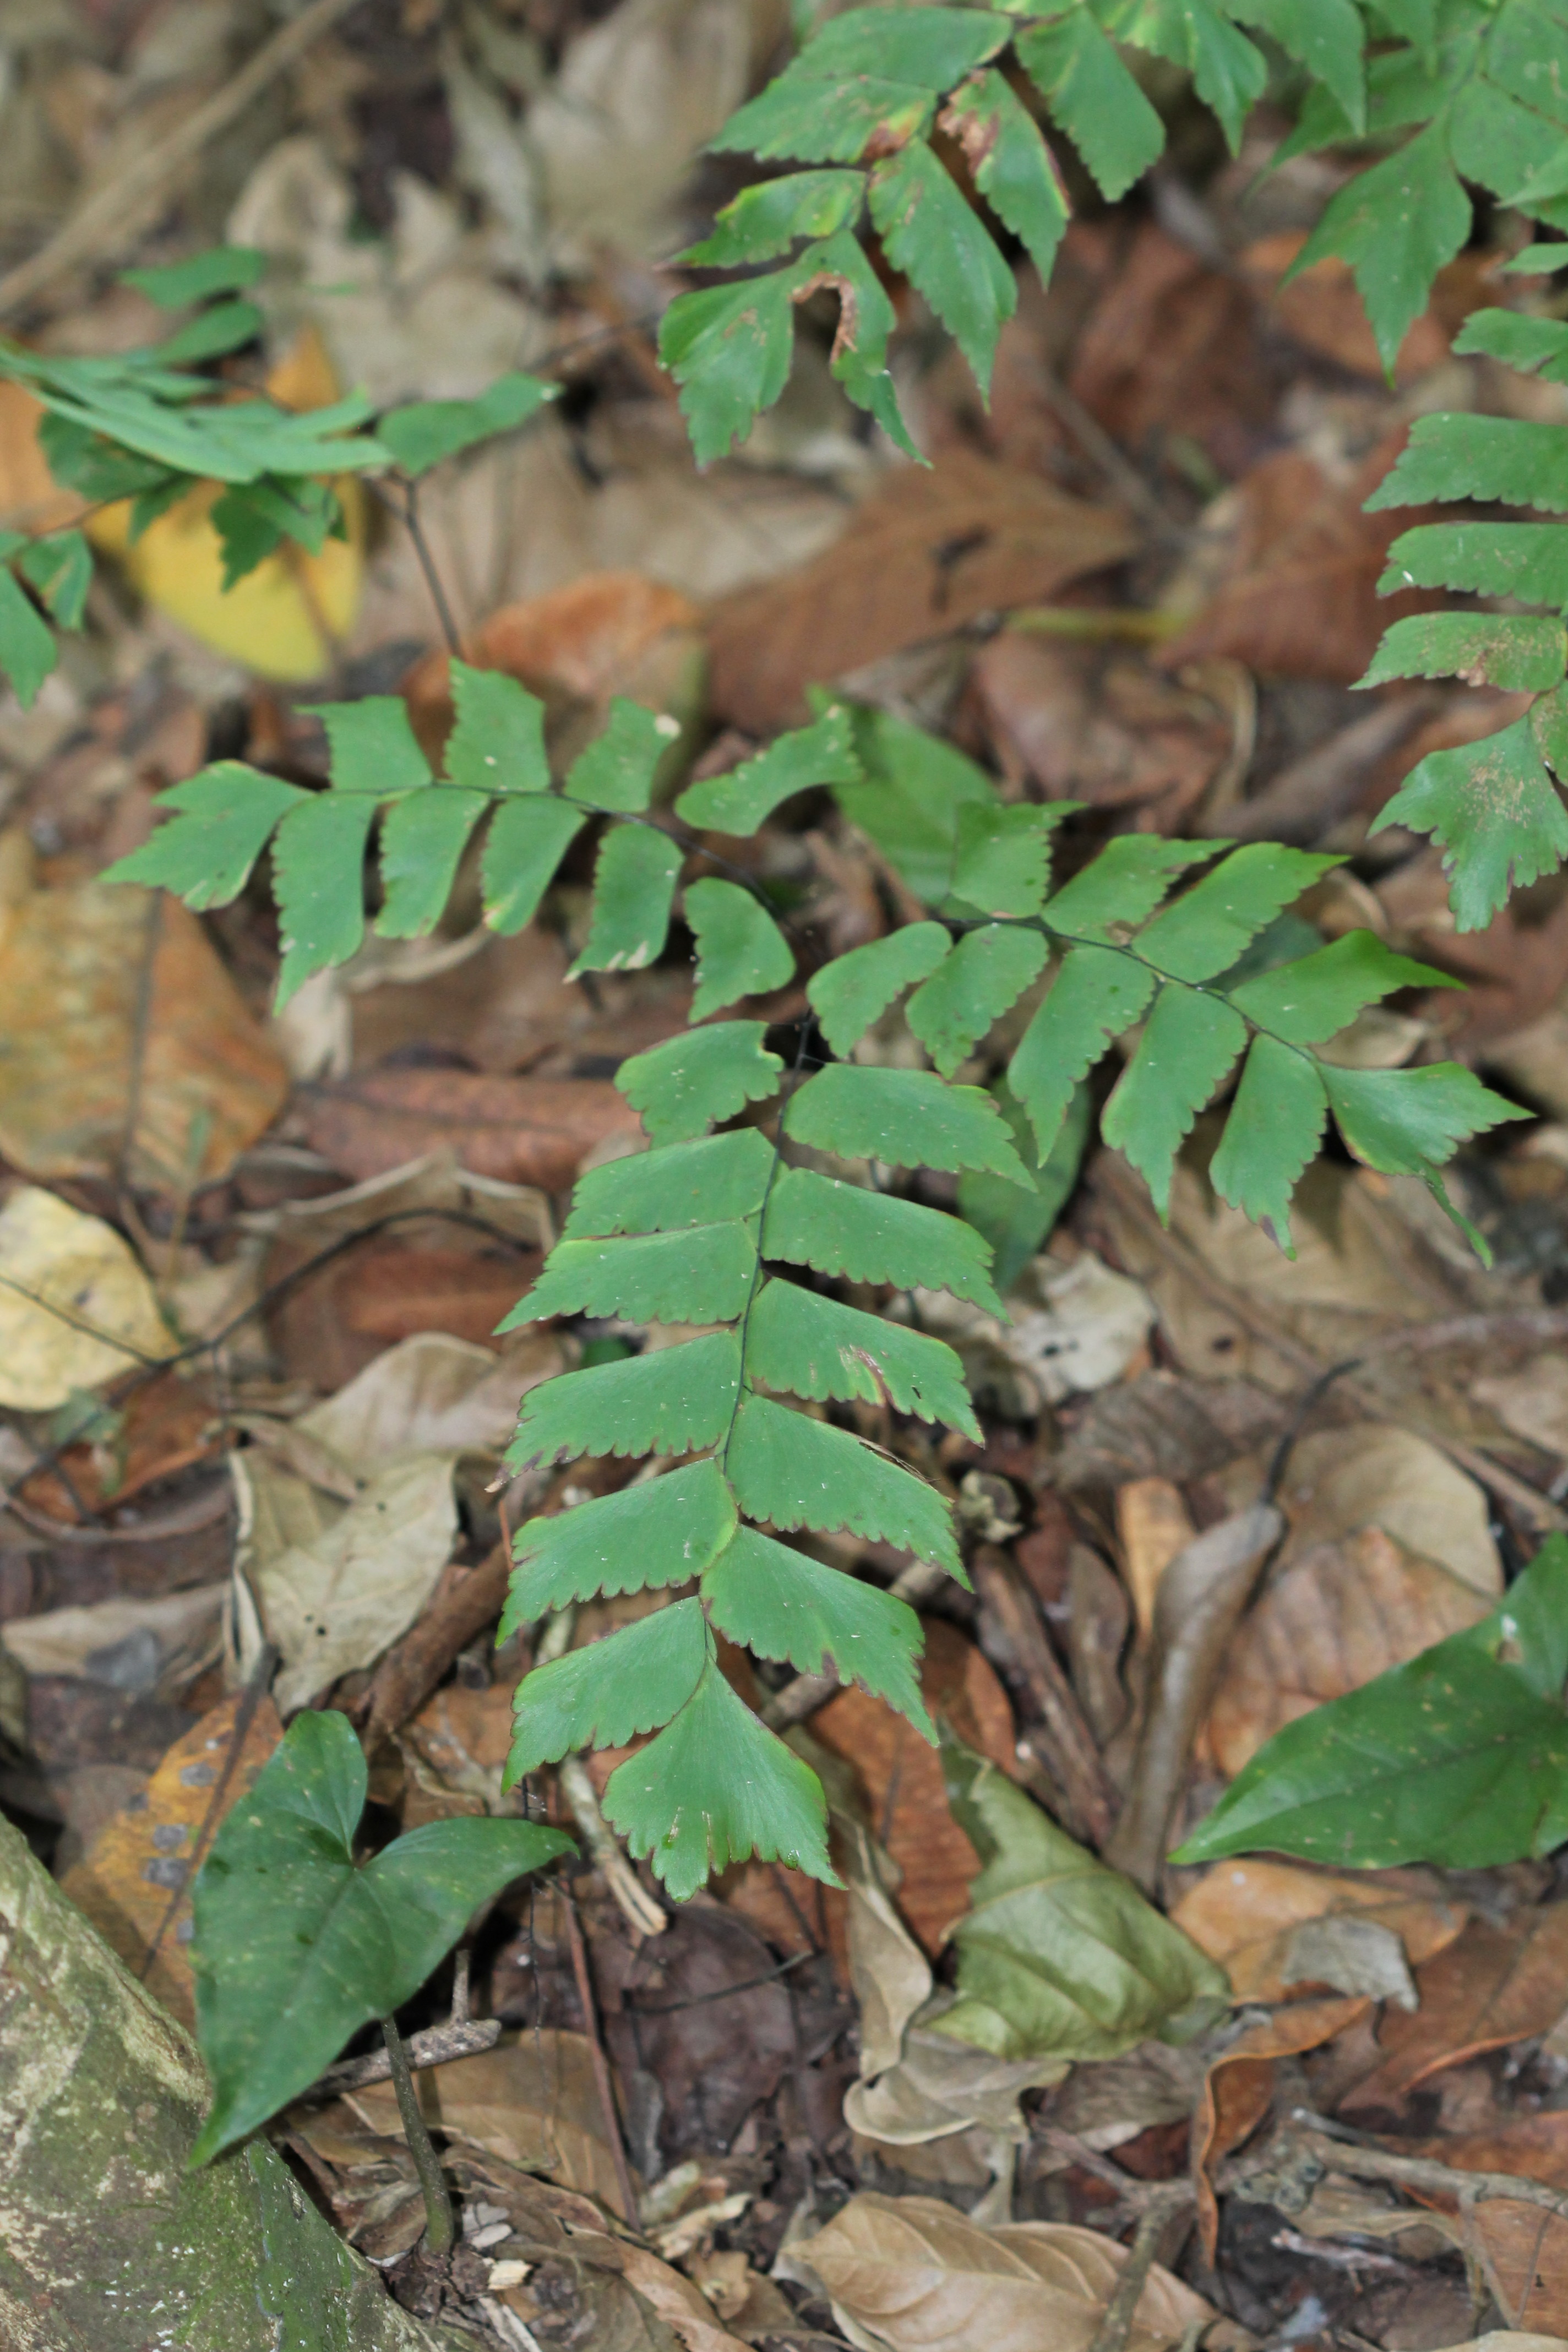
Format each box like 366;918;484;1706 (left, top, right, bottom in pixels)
562;1887;640;2229
558;1757;666;1939
401;480;463;657
1085;2183;1195;2352
0;0;370;319
314;2016;501;2097
1291;2116;1568;2226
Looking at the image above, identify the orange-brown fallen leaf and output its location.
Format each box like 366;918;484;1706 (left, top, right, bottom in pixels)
61;1688;283;2027
706;451;1140;734
1113;1475;1196;1638
1341;1909;1568;2120
1158;429;1443;687
1172;1858;1468;2003
19;1366;221;1523
404;571;703;770
301;1065;644;1188
0;846;288;1190
1193;1994;1371;2261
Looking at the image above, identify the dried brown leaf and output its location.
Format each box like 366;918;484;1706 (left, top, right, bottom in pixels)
1341;1909;1568;2119
1172;1858;1468;2003
706;452;1139;733
1193;1995;1371;2261
805;2191;1212;2352
302;1065;644;1188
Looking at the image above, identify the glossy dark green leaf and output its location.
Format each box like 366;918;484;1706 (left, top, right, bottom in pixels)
1173;1537;1568;1869
189;1711;570;2163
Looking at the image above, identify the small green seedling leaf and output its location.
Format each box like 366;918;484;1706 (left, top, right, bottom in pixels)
482;797;585;934
506;1331;743;1468
447;662;550;796
102;763;307;907
1008;946;1157;1164
122;244;265;306
807;922;951;1058
499;1456;738;1629
763;1166;1003;1313
1101;984;1248;1221
907;927;1049;1079
704;1523;933;1734
569;823;683;976
728;1391;963;1573
686;877;794;1017
677;704;861;835
747;1275;980;1435
504;1223;758;1327
568;697;679;814
1371;716;1568;930
564;1126;775;1239
189;1711;570;2163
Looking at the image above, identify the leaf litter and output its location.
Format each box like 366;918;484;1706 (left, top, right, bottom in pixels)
10;14;1568;2352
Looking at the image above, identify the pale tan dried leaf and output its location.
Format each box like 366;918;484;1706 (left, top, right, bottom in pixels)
805;2192;1211;2352
1171;1857;1467;2003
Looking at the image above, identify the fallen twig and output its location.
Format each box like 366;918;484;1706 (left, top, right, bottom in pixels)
1085;2182;1196;2352
1290;2113;1568;2226
314;2017;503;2096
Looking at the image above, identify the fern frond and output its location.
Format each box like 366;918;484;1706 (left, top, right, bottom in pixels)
747;1278;981;1435
727;1392;963;1574
617;1022;784;1145
763;1166;1004;1311
504;1599;709;1778
498;1458;738;1629
703;1525;934;1734
906;927;1050;1079
783;1063;1031;1182
506;1332;743;1467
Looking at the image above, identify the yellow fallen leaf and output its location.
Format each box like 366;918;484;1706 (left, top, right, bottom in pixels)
0;1186;174;1410
85;325;364;680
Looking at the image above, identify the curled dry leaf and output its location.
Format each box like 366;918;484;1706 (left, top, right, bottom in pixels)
972;636;1236;834
809;1619;1016;1957
404;571;704;771
1171;1858;1468;2004
804;2191;1213;2352
234;1447;458;1714
1104;1505;1282;1892
1402;2118;1568;2335
302;1065;645;1189
1192;1993;1371;2262
0;1186;173;1412
1340;1907;1568;2119
59;1689;282;2027
1205;1526;1494;1777
18;1367;221;1524
706;451;1140;734
1113;1477;1196;1640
